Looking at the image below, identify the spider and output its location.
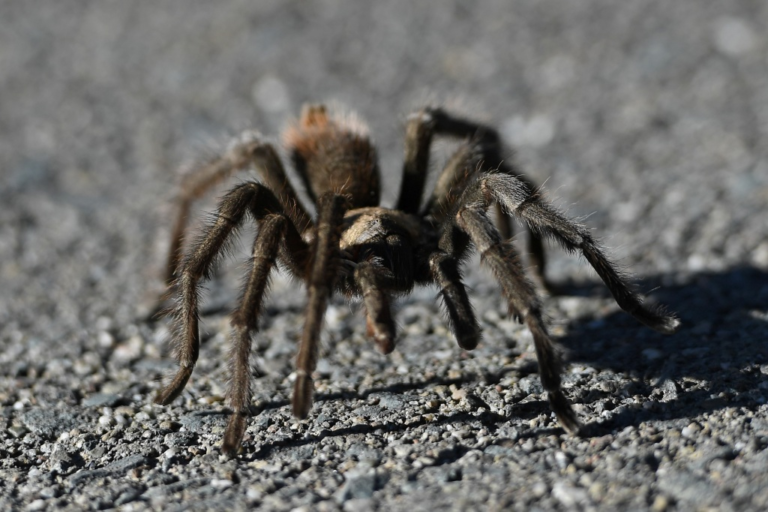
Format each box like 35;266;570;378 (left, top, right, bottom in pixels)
155;104;680;456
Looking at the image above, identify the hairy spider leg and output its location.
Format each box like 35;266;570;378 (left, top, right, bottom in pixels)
164;138;312;285
355;260;398;354
480;173;681;334
428;249;480;350
398;107;549;289
155;183;309;405
449;177;581;432
351;230;416;353
221;214;289;456
396;109;435;214
293;193;350;419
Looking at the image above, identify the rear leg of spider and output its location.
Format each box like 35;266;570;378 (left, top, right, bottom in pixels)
155;183;309;441
153;186;255;406
402;106;552;291
221;215;288;456
153;135;312;325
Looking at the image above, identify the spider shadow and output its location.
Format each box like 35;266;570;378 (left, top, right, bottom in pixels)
244;402;563;463
556;265;768;434
250;373;473;413
234;374;559;460
245;408;507;462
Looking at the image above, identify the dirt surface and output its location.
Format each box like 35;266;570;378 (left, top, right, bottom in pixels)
2;1;768;510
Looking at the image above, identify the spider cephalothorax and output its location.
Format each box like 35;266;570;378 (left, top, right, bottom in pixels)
156;104;680;456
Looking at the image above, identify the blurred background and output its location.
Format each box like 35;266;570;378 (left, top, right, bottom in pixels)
1;0;767;398
1;1;768;509
2;0;766;344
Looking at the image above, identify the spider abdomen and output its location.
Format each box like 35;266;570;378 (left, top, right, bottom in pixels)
284;104;381;209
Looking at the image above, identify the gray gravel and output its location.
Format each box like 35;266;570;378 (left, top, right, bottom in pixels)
2;1;768;510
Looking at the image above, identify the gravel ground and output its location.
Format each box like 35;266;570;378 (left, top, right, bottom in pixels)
2;1;768;511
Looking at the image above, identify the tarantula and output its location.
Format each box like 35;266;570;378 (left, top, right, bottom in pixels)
155;104;680;456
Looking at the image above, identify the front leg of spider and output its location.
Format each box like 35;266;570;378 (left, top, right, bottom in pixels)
480;174;680;334
293;193;350;419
